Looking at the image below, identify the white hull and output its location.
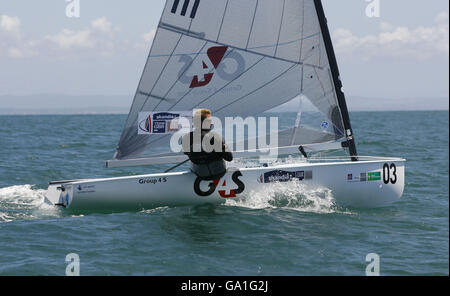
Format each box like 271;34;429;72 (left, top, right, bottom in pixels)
45;157;405;211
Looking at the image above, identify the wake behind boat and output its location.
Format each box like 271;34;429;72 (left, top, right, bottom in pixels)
45;0;405;210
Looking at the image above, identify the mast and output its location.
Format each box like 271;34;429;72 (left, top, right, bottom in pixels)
313;0;358;161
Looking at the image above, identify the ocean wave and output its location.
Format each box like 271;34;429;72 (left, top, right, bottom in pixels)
224;181;350;214
0;185;59;223
0;184;46;206
0;212;14;223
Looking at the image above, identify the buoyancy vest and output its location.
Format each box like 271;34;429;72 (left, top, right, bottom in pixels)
182;130;233;180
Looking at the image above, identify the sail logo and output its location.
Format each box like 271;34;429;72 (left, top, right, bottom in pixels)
143;115;152;133
171;0;201;19
178;48;245;87
138;114;154;133
138;112;192;135
189;46;228;89
194;171;245;198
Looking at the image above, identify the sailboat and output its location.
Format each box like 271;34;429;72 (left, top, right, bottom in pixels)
45;0;405;210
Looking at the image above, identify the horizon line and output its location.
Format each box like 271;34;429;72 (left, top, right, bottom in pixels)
0;109;448;116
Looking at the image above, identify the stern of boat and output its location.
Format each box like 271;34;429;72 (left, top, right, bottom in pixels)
45;181;77;208
307;156;406;208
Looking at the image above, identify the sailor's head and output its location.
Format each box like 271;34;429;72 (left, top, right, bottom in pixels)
194;108;213;130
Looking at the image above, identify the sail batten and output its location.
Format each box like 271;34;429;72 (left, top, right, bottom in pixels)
155;25;324;68
152;41;209;112
112;0;355;163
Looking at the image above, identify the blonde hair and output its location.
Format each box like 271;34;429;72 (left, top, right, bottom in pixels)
194;109;212;129
194;109;211;120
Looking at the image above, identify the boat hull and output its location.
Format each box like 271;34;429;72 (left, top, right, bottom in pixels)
45;158;405;211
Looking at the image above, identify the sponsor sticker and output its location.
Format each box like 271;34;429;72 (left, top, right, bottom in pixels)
360;173;367;182
138;111;192;135
76;184;96;194
347;173;360;182
368;172;381;181
259;170;312;183
152;120;166;134
347;172;380;182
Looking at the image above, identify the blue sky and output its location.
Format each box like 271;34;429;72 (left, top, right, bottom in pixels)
0;0;448;106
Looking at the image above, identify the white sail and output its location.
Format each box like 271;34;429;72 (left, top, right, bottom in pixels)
113;0;349;162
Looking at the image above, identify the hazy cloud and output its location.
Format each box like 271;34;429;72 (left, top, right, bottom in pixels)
0;15;20;33
435;11;449;23
7;10;446;62
133;29;156;51
333;11;449;60
91;17;113;33
44;17;120;56
143;29;156;44
45;29;95;49
6;41;38;58
0;16;134;58
0;15;38;58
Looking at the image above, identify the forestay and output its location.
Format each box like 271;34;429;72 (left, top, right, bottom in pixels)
112;0;353;165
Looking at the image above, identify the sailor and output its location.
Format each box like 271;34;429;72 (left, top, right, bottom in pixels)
182;109;233;180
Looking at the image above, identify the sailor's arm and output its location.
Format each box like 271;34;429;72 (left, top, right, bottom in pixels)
181;133;192;157
221;139;233;162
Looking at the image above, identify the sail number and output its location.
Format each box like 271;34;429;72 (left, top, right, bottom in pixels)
382;163;397;184
171;0;200;19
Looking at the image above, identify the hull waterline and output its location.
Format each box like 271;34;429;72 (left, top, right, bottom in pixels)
45;157;405;211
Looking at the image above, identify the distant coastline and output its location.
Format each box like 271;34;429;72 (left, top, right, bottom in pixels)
0;94;448;115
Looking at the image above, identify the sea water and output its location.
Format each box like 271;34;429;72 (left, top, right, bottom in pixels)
0;111;448;275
